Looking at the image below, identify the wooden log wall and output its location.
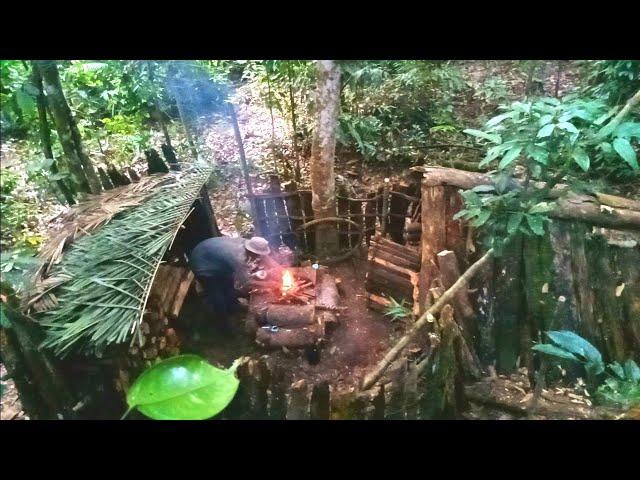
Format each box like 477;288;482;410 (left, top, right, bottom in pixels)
418;167;640;377
221;353;452;420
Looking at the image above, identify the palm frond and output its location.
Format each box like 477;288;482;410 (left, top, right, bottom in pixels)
36;163;212;357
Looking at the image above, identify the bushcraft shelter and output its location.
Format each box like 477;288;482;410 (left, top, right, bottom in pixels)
5;161;220;418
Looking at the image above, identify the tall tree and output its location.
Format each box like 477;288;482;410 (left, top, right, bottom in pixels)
29;63;76;205
34;60;102;195
310;60;341;258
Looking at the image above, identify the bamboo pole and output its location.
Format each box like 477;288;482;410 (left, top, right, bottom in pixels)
361;248;495;391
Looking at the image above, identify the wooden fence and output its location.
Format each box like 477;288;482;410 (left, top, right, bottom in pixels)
247;175;421;253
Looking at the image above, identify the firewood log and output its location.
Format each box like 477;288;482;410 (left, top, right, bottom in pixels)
259;305;315;327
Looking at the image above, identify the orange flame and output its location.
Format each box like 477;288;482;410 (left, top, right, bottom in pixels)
282;269;294;293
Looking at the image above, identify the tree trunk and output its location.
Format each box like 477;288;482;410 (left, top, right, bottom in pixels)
310;60;341;258
35;60;101;195
30;62;76;205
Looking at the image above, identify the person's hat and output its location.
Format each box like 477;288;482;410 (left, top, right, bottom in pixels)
245;237;271;256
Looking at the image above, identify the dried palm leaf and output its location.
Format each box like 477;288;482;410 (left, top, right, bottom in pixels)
35;163;212;357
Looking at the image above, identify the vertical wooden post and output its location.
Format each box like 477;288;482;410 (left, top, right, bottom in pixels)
418;180;447;315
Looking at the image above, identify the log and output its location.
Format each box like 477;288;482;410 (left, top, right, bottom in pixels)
436;250;475;347
161;143;180;171
364;192;377;245
413;166;640;230
145;148;169;174
369;241;421;271
419;304;464;419
127;167;140;182
365;268;415;300
286;380;310;420
255;324;323;349
315;271;340;330
284;183;306;251
259;304;315;327
366;292;392;313
170;269;194;318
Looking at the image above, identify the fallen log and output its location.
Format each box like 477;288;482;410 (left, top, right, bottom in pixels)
255;324;323;349
259;304;315;327
412;166;640;230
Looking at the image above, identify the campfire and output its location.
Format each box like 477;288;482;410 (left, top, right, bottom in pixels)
277;269;314;303
247;265;340;352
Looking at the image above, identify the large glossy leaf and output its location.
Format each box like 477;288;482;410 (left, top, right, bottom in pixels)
531;343;579;361
126;355;240;420
546;330;602;366
612;137;638;170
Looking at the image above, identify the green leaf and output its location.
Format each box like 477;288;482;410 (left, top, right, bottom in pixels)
470;209;491;227
609;361;625;380
528;202;553;214
537;123;555;138
507;212;524;234
614;122;640;139
525;214;545;235
624;360;640;383
531;343;580;361
126;355;240;420
486;112;514;127
557;121;579;135
463;129;502;144
612;137;639;170
572;148;590;172
498;146;523;170
546;331;603;366
539;114;554;126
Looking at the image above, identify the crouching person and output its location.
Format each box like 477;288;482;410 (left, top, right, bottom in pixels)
188;236;281;331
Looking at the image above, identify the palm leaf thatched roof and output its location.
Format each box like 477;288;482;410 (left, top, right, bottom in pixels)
28;163;213;357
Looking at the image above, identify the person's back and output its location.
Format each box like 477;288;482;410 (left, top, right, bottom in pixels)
189;236;247;279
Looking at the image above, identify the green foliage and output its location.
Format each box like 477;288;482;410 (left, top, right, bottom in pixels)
337;61;467;163
580;60;640;106
0;60;34;138
125;355;240;420
532;330;640;408
0;167;42;250
453;182;553;253
465;95;639;181
384;297;412;322
474;76;510;106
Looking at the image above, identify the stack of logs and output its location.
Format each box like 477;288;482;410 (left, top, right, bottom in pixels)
128;263;192;361
365;235;421;317
115;263;191;394
249;267;341;350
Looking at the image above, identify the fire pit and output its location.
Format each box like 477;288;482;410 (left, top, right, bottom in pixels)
247;265;340;352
